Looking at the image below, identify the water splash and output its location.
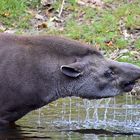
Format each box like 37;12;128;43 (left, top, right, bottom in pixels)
103;98;111;123
69;97;72;124
113;98;116;121
83;99;90;123
93;99;102;125
61;99;66;121
37;108;41;127
36;94;140;133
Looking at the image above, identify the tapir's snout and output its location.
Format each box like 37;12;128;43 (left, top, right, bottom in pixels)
110;60;140;93
120;62;140;92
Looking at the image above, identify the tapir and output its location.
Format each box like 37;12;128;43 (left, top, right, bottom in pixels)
0;33;139;126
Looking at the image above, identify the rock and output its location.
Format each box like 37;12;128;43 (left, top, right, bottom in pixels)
41;0;55;6
35;14;44;20
120;49;129;54
4;29;16;34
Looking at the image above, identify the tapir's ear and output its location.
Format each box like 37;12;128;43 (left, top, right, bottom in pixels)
60;63;83;78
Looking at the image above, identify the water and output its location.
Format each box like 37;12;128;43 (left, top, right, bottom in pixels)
1;94;140;140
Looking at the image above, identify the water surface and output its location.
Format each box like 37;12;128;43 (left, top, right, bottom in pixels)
1;94;140;140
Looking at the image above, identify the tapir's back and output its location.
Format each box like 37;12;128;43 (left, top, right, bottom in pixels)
0;33;102;58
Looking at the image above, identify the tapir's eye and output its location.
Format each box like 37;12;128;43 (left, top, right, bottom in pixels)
104;70;115;78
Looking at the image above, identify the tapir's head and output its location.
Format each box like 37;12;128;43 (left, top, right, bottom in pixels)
59;47;140;99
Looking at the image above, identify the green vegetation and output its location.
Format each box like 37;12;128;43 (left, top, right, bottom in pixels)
0;0;39;29
114;1;140;29
135;39;140;50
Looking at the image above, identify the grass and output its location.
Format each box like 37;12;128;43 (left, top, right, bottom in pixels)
114;1;140;29
0;0;139;65
47;2;135;50
59;6;130;51
135;39;140;50
0;0;39;29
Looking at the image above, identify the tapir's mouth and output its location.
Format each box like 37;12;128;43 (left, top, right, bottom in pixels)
122;81;135;92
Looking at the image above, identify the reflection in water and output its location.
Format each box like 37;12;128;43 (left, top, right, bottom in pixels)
0;125;139;140
1;94;140;139
0;125;51;140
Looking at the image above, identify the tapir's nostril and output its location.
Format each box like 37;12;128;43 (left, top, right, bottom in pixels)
121;81;135;92
124;81;135;87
